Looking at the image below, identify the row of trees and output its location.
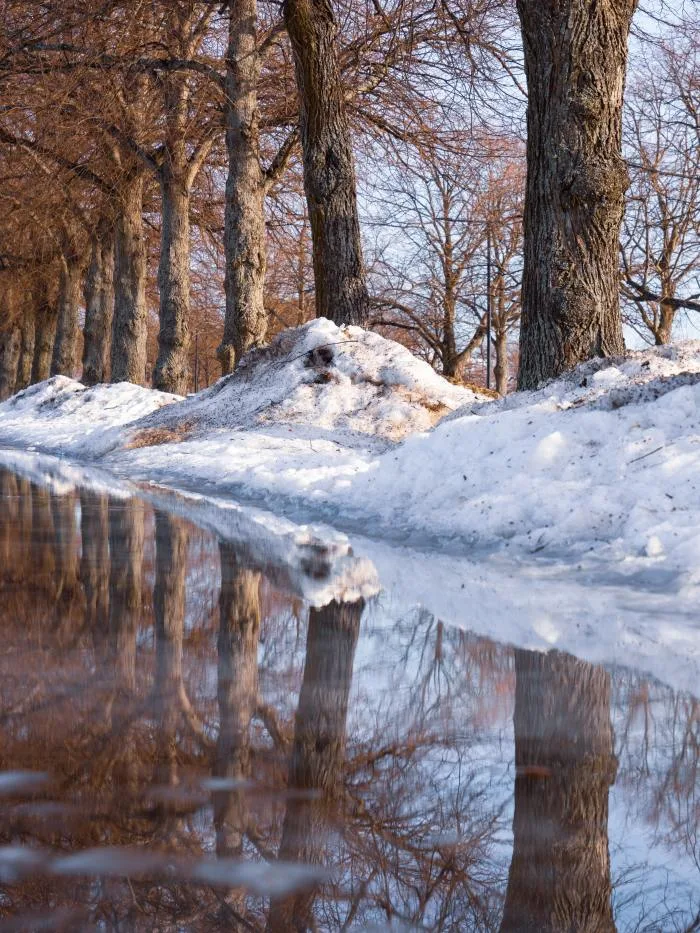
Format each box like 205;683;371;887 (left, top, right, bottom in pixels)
0;1;698;402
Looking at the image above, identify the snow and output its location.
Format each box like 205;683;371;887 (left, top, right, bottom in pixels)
0;320;699;668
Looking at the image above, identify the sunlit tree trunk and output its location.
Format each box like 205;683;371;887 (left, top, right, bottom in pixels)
31;280;58;384
283;0;369;327
516;0;636;388
14;311;35;392
500;649;618;932
0;469;19;574
79;490;110;655
267;597;364;932
112;178;148;385
494;327;509;397
51;244;85;378
153;175;191;394
212;543;261;920
0;326;20;401
153;510;188;794
108;498;144;694
30;482;57;598
83;226;115;386
50;491;83;627
218;0;267;375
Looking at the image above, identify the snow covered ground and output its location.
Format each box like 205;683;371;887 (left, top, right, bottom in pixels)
1;318;700;601
1;317;699;695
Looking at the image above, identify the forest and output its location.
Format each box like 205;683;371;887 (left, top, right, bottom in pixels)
0;0;697;401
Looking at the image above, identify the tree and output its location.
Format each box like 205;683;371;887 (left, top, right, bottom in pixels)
621;38;700;345
283;0;370;327
500;649;618;931
516;0;637;389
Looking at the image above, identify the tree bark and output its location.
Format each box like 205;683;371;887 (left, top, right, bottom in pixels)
218;0;268;375
50;491;84;631
494;328;509;397
516;0;636;389
500;649;617;933
153;176;191;394
213;541;261;904
107;497;144;694
267;597;364;933
83;227;115;386
283;0;370;327
15;310;35;392
31;281;58;384
79;490;110;658
153;510;189;791
0;326;21;401
112;178;148;384
51;248;84;378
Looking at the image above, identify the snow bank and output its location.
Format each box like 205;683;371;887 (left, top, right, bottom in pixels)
0;376;179;457
124;318;479;449
1;324;700;599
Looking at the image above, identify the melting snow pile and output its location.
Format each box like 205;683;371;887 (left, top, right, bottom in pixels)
125;318;480;449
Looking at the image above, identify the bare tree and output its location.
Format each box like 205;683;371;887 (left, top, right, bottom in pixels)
516;0;637;388
283;0;370;327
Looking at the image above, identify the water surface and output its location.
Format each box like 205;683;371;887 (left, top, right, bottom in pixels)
0;464;697;931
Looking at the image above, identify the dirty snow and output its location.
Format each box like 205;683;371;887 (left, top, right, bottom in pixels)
0;320;699;601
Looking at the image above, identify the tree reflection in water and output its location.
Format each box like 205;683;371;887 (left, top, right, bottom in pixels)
0;466;697;931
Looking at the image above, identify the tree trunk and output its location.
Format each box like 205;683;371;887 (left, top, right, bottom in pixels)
153;177;191;394
516;0;636;389
500;649;617;933
15;311;35;392
218;0;268;375
267;597;364;933
213;542;261;914
83;227;115;385
112;178;148;384
31;281;58;384
0;326;21;401
494;327;509;396
79;490;110;658
153;510;188;792
107;497;144;694
283;0;369;327
50;491;83;629
655;298;674;345
51;249;84;378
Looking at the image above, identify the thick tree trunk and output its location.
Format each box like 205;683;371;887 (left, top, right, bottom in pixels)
213;541;261;907
112;178;148;384
50;491;83;628
0;326;21;401
153;510;188;791
15;311;35;392
83;228;115;385
108;498;144;693
31;282;58;383
30;482;57;598
51;250;84;378
283;0;369;327
218;0;268;375
494;328;509;396
500;649;617;932
153;177;191;394
516;0;636;389
267;598;364;933
79;490;110;656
